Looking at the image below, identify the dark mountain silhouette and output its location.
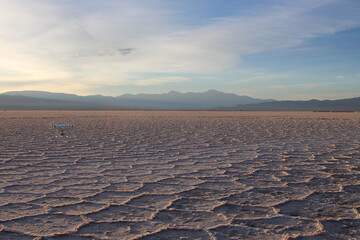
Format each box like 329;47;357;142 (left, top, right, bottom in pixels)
1;90;358;111
220;97;360;111
116;90;273;109
0;94;131;110
1;90;272;110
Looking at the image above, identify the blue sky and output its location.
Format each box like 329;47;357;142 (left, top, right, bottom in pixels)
0;0;359;99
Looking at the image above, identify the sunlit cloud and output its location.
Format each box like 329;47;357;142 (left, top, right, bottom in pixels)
233;73;290;83
269;83;321;89
0;0;359;95
136;77;189;86
66;48;135;58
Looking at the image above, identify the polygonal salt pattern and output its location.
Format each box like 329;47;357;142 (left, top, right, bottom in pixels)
0;111;359;239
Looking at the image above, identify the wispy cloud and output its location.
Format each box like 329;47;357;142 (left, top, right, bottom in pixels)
336;75;346;79
136;77;189;86
66;48;135;58
232;73;290;83
0;0;359;94
269;83;321;89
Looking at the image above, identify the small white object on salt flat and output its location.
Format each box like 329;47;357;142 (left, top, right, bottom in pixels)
51;124;74;129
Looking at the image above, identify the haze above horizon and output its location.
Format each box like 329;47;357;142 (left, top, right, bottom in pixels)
1;0;359;100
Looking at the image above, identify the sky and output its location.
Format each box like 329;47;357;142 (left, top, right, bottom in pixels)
0;0;359;100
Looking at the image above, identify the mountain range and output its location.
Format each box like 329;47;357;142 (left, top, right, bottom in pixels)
0;90;272;110
219;97;360;111
0;90;359;111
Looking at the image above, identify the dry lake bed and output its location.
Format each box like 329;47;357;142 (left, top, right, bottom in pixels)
0;110;359;240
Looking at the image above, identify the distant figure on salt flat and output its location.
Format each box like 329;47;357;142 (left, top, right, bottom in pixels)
50;124;74;137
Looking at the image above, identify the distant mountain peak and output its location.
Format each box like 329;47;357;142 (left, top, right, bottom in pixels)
168;90;181;94
4;90;79;97
205;89;223;94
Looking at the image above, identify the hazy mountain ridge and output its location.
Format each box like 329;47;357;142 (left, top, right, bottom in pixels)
1;90;359;110
0;95;131;110
1;90;273;110
220;97;360;111
116;90;273;109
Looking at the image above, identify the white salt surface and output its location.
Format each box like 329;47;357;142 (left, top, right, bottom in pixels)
0;110;359;239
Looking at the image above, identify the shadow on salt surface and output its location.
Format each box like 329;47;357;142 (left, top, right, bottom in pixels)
0;203;46;221
224;186;312;207
1;214;85;237
178;188;231;200
85;205;156;222
137;229;212;240
3;183;61;194
288;219;360;240
77;221;163;240
29;196;82;207
233;216;321;237
126;194;177;210
321;219;360;239
285;178;342;192
0;192;44;206
84;191;141;205
105;182;143;192
157;177;204;185
209;225;281;240
0;231;34;240
235;174;285;188
168;198;224;211
46;188;102;199
44;234;100;240
213;204;278;220
152;209;228;229
137;183;195;195
275;192;359;220
289;234;334;240
48;202;107;215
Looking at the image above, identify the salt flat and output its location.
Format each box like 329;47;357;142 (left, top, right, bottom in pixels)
0;111;359;239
